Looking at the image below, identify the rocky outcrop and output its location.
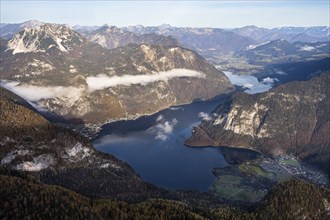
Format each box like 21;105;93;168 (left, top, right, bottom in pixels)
185;72;330;173
7;23;84;54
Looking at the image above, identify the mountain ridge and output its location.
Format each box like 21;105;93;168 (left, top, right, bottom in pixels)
0;86;159;199
185;72;330;175
86;25;179;49
0;23;233;126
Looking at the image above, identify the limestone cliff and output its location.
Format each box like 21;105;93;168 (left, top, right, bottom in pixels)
186;72;330;173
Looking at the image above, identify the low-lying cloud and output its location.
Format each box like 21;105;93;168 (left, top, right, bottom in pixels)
0;81;83;102
86;68;205;92
261;77;278;84
148;115;178;141
0;69;205;103
198;112;212;121
169;106;184;111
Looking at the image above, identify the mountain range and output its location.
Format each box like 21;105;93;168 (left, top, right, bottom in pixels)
1;19;330;219
237;39;330;64
123;24;257;56
232;25;329;43
0;23;233;128
86;24;179;49
2;21;329;56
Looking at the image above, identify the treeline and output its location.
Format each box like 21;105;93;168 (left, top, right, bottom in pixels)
0;174;100;220
253;179;330;220
1;173;329;220
0;174;207;220
0;86;89;146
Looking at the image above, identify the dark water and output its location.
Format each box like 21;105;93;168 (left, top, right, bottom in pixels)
93;100;230;191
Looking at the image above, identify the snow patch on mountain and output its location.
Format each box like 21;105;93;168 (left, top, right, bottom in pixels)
69;65;77;73
27;59;55;74
7;29;45;54
55;38;68;52
16;154;55;172
1;149;30;165
20;20;44;29
7;24;82;54
100;162;120;169
246;41;270;50
66;143;91;159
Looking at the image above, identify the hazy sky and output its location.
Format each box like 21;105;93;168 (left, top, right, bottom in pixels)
1;1;329;28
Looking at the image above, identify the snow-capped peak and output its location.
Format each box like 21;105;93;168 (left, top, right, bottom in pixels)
158;23;173;29
7;23;84;54
19;20;45;29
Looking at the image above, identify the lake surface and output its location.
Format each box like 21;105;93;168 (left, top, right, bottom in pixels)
93;71;274;191
94;100;229;191
223;71;273;94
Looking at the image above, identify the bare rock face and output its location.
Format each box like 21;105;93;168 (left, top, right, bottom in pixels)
7;23;84;54
87;25;179;49
1;24;234;124
185;72;330;172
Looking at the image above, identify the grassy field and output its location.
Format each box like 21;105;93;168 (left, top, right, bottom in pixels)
238;164;274;178
216;175;242;184
211;159;293;203
282;158;300;168
213;175;266;202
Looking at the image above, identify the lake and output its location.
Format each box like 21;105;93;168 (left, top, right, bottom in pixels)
93;72;273;191
94;100;228;191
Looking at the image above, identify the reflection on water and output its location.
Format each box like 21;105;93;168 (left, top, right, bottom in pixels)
223;71;273;94
94;101;228;191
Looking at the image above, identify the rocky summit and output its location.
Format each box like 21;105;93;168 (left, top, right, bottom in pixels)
0;23;233;125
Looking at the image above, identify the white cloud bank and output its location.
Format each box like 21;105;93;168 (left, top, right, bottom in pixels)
0;68;204;104
198;112;212;121
147;115;178;141
261;77;278;84
86;68;205;92
0;81;83;102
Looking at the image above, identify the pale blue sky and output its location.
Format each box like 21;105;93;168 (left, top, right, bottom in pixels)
1;1;329;28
